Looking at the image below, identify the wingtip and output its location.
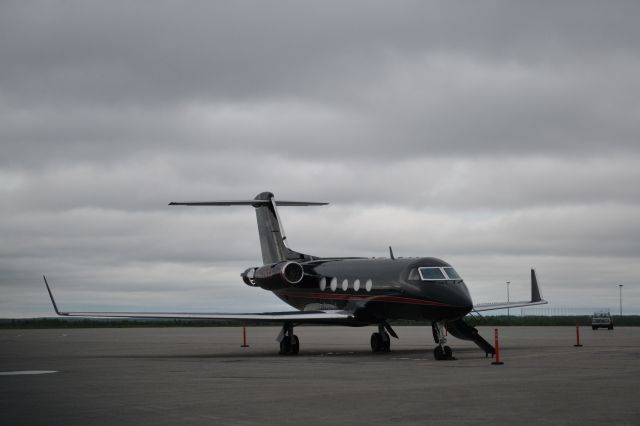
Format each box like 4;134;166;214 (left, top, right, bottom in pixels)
530;268;543;302
43;275;63;315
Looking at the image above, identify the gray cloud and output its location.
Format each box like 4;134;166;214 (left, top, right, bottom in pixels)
1;1;639;317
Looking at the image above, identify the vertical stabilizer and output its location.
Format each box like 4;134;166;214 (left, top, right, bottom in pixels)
254;192;288;264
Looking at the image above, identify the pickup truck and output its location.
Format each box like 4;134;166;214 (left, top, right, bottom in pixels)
592;311;614;330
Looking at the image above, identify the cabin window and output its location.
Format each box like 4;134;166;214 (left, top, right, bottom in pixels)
353;279;360;291
330;277;338;291
342;279;349;291
418;267;447;281
365;279;373;292
319;277;326;291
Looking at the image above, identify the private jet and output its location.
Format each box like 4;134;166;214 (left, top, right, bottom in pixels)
45;191;546;360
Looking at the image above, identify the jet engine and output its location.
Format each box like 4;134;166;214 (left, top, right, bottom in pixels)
241;267;259;287
241;261;305;289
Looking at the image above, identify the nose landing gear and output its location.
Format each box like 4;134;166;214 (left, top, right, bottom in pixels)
432;321;454;360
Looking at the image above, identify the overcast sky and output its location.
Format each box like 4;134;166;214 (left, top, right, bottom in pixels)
1;1;639;318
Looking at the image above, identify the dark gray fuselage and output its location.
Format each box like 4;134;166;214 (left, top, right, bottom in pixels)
266;257;473;324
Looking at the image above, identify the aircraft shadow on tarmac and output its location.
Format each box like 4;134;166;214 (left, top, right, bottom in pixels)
84;346;493;360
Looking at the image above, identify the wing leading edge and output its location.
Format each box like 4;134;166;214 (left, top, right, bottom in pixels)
43;276;353;323
473;269;547;312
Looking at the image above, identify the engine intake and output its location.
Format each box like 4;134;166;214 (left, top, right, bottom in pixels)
245;261;305;289
280;261;304;284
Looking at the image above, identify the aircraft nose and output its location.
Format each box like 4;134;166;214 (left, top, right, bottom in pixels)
460;290;473;310
408;281;473;317
444;283;473;316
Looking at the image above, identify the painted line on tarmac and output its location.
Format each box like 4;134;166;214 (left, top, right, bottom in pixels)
0;370;59;376
392;357;430;361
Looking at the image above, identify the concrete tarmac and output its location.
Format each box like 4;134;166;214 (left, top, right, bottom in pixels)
1;325;639;425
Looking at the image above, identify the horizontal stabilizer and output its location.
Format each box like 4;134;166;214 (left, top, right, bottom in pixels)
170;192;327;264
169;200;328;206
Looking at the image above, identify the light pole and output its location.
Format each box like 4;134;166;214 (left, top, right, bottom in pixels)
619;284;623;317
506;281;511;320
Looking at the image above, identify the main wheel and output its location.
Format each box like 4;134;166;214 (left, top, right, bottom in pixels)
291;335;300;355
381;332;391;352
434;346;445;360
279;336;292;355
371;332;383;353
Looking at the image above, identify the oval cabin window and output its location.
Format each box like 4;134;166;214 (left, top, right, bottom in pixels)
365;279;373;292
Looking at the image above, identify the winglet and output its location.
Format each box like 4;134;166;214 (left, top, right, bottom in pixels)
473;269;547;313
531;268;543;302
43;275;65;316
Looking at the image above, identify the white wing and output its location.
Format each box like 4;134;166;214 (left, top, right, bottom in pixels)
44;276;353;323
473;269;547;312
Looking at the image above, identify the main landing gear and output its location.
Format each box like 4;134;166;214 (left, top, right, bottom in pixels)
432;321;454;360
370;324;391;353
278;322;299;355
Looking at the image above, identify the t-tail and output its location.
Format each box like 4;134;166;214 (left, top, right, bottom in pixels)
169;191;327;264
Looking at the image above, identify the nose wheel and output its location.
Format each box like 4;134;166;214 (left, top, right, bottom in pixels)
434;345;453;360
432;321;454;360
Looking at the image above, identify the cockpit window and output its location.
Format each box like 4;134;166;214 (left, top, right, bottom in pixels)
407;268;420;280
417;266;463;281
443;267;461;279
418;267;447;280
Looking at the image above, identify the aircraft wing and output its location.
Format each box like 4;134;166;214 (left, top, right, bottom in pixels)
43;276;353;323
473;268;547;312
473;299;547;312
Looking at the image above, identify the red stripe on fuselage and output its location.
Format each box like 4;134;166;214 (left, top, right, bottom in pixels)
286;292;455;307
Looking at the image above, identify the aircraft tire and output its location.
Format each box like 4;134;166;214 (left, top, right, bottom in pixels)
279;336;292;355
370;333;383;353
444;345;453;359
291;335;300;355
434;346;444;360
381;332;391;352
